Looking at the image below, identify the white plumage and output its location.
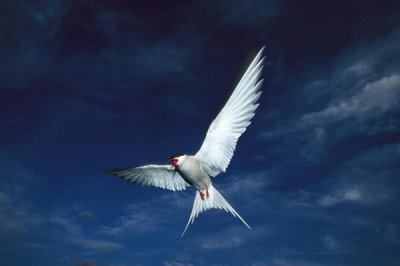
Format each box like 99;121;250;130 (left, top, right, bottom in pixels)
182;183;251;237
105;165;190;191
106;47;265;236
195;47;264;176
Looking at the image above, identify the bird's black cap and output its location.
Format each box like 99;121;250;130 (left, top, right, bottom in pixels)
170;152;185;159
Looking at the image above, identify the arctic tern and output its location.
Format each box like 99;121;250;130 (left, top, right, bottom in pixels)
106;47;265;236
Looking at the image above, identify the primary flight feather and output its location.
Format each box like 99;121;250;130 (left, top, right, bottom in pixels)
106;47;265;236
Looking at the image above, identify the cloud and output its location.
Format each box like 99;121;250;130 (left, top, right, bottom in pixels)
0;154;124;255
109;263;143;266
268;258;325;266
251;257;332;266
0;0;67;88
201;235;242;250
99;173;269;239
49;212;125;252
24;242;47;249
67;236;123;251
318;188;363;207
298;127;327;162
219;0;279;27
100;209;158;235
1;3;399;265
100;192;192;236
74;259;97;266
132;42;195;78
159;192;193;209
200;225;271;250
109;263;144;266
318;143;400;208
257;30;400;170
50;216;82;235
163;261;194;266
346;61;373;76
381;223;400;245
0;160;44;233
322;235;337;251
79;210;96;220
301;74;400;127
0;5;200;92
219;172;270;199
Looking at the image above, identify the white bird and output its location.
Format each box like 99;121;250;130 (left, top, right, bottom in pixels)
106;47;265;236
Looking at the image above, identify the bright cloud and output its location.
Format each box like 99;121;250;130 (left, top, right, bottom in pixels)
302;74;400;126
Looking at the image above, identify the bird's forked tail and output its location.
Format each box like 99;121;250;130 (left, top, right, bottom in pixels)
181;184;251;236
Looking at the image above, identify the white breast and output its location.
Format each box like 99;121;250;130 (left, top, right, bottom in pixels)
177;156;211;189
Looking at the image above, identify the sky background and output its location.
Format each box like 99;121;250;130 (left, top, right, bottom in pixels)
1;1;400;266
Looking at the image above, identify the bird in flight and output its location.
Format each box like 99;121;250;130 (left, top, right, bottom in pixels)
105;47;265;236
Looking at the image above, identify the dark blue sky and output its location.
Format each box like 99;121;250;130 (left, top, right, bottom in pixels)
1;1;400;265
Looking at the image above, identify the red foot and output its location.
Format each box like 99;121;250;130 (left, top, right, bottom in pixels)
198;189;204;200
206;185;209;198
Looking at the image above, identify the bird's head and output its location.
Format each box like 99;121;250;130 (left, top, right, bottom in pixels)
169;152;186;167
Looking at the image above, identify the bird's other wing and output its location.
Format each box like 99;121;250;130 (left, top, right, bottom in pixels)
195;47;265;177
105;164;190;191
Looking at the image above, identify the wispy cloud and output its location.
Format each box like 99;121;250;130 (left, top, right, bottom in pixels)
268;258;326;266
100;206;160;235
322;235;338;251
219;0;279;27
73;259;97;266
257;30;400;172
48;212;125;252
381;223;400;245
201;234;242;250
200;225;271;250
50;216;82;235
318;188;363;207
67;236;123;251
220;171;270;199
301;74;400;127
100;192;192;236
163;261;194;266
0;0;66;88
318;143;400;208
0;160;44;233
0;155;124;255
79;210;96;220
24;242;47;249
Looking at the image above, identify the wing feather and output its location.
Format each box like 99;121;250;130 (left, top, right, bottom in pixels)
105;164;190;191
195;47;265;177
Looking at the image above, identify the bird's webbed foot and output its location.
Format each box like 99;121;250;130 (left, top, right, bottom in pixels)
197;185;210;200
198;188;205;200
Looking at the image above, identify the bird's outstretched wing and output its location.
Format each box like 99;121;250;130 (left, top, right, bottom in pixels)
195;47;265;177
105;164;190;191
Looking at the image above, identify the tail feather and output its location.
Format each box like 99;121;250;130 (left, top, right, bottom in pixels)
181;184;250;237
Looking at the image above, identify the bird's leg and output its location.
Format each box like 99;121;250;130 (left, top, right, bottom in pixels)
205;185;209;198
198;188;204;200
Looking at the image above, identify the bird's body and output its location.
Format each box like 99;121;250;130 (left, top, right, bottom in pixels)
105;47;265;236
176;155;211;192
